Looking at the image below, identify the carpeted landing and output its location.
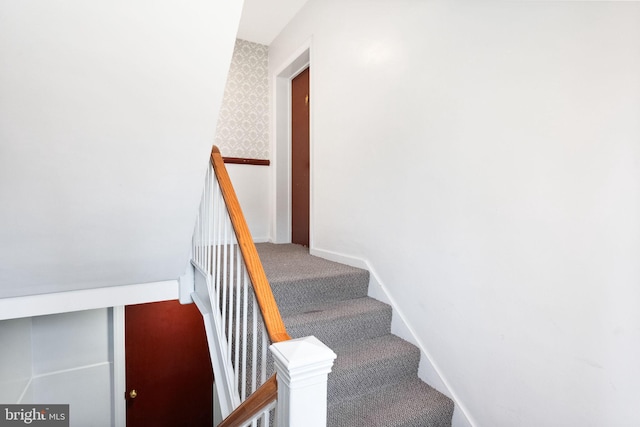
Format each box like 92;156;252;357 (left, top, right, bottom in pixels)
255;243;454;427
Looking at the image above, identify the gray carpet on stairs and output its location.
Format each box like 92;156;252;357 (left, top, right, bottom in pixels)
255;243;454;427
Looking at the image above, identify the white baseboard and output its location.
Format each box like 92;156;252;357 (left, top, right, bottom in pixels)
309;247;474;427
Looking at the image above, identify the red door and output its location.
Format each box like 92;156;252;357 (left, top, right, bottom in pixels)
291;67;310;247
125;300;213;427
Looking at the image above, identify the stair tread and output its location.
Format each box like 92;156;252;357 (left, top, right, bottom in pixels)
257;242;368;284
328;379;454;427
258;243;370;313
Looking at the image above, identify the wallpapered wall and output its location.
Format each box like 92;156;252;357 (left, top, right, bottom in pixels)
215;39;269;160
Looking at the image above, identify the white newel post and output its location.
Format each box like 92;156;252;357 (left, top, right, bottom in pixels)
270;336;337;427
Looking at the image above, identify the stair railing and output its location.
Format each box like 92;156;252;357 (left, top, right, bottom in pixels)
191;146;336;427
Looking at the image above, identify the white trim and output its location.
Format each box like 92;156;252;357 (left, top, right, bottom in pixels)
273;37;313;80
191;291;239;417
290;63;310;81
307;47;314;249
309;247;475;427
179;263;195;304
112;306;126;427
271;38;312;244
0;280;179;321
213;385;222;426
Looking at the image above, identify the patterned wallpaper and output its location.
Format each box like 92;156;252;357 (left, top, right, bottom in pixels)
214;39;269;160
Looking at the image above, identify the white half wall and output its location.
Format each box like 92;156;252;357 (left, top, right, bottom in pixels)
0;280;178;321
270;1;640;426
226;164;271;242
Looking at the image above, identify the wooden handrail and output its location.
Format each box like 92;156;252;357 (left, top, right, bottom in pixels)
210;146;291;343
217;375;278;427
223;156;270;166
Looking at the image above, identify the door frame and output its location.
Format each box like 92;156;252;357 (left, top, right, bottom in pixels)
112;306;126;426
272;39;312;245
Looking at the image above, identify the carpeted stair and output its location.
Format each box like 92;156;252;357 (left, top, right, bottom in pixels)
256;243;454;427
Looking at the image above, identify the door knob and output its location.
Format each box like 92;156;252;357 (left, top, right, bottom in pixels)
129;389;137;399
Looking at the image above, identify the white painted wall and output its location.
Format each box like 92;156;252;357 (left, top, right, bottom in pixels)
0;318;32;403
27;364;112;427
31;310;111;375
28;309;113;427
269;1;640;426
227;164;271;242
0;0;243;298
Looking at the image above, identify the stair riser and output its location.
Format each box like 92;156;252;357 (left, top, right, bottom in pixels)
272;273;370;315
284;306;392;349
328;350;420;404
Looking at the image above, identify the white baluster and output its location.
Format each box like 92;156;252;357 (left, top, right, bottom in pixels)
241;269;248;400
261;322;267;385
234;248;241;393
252;295;258;394
206;166;212;275
215;189;223;305
221;216;228;336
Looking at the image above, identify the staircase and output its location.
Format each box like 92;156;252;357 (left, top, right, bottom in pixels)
256;243;454;427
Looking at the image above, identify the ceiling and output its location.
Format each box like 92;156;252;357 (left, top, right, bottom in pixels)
236;0;309;45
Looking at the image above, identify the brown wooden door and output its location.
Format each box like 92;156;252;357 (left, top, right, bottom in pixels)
291;67;310;247
125;300;213;427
